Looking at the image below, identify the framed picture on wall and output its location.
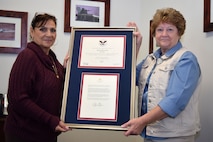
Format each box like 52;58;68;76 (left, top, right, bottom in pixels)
149;20;159;54
64;0;110;32
0;10;28;54
149;20;154;54
204;0;213;32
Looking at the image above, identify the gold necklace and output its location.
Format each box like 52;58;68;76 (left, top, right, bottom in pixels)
50;56;59;79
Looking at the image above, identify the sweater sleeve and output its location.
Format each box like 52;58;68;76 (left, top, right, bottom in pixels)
7;50;60;131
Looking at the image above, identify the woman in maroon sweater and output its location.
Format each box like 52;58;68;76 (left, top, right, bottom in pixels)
4;13;70;142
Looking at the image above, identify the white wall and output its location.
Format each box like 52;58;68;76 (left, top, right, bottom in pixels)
0;0;213;142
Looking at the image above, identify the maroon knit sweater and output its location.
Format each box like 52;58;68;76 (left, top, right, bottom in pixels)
4;42;65;142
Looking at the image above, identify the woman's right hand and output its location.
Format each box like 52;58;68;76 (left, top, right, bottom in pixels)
55;120;71;132
127;22;142;57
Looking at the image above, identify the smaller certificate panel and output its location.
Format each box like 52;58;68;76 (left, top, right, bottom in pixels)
78;36;126;68
61;27;136;130
78;73;119;121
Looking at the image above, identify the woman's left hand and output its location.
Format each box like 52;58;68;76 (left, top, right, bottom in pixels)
121;117;146;136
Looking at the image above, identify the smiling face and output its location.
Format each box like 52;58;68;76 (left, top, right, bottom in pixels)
30;19;56;54
150;8;186;54
155;22;180;54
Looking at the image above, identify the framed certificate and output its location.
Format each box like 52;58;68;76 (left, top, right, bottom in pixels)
61;27;136;130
